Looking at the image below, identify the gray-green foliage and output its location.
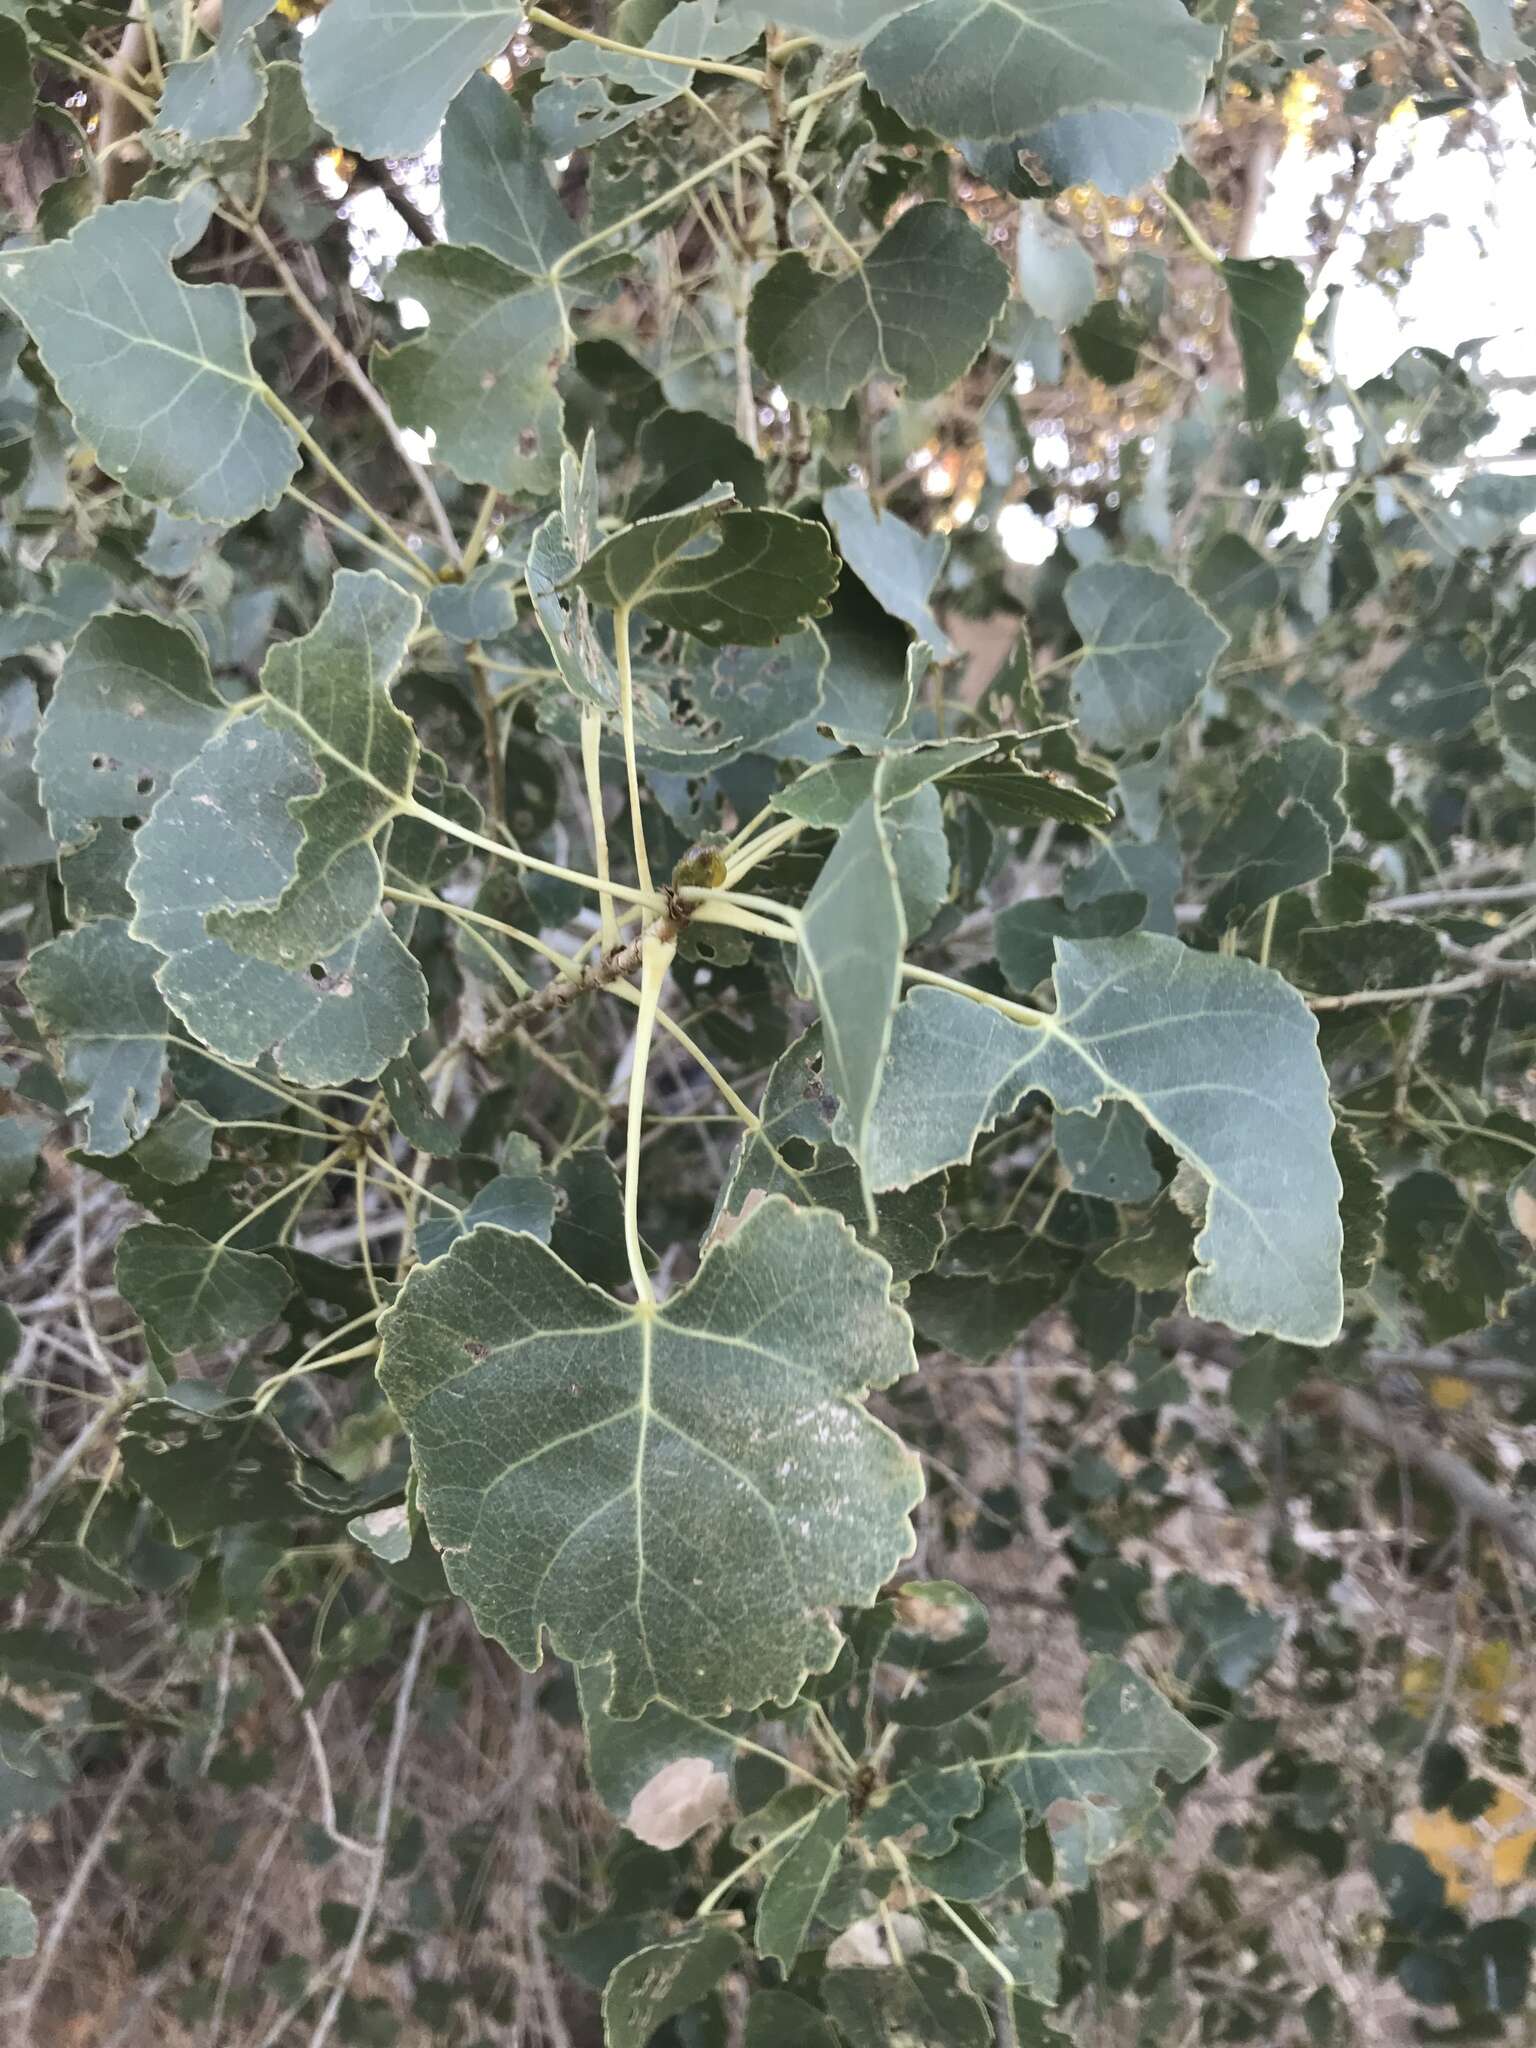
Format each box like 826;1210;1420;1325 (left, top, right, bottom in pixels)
5;4;1535;2042
378;1199;921;1715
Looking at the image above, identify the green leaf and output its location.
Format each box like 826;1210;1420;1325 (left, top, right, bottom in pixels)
441;70;580;274
747;204;1009;410
376;1197;921;1717
0;195;299;522
602;1921;742;2048
573;489;839;645
1195;734;1346;930
1015;202;1097;330
856;933;1344;1344
824;485;954;657
1064;561;1229;751
862;0;1218;142
822;1955;992;2047
0;18;32;145
119;1394;372;1542
744;1991;839;2048
861;1760;985;1854
1358;638;1489;741
637;408;766;517
1493;665;1536;785
535;0;753;147
1017;107;1180;193
115;1222;293;1354
998;1906;1064;2009
776;739;993;830
34;612;228;849
717;1027;946;1284
798;789;906;1213
153;0;271;153
22;917;169;1156
1055;1101;1158;1202
302;0;518;157
207;571;421;968
373;247;573;497
757;1794;850;1970
993;1656;1213;1872
1223;256;1307;421
530;437;613;707
577;1665;738;1845
415;1138;558;1261
0;1885;38;1961
129;717;428;1087
0;680;54;870
1463;0;1521;64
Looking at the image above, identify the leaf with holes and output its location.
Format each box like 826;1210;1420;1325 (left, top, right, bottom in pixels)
206;571;421;970
572;488;839;645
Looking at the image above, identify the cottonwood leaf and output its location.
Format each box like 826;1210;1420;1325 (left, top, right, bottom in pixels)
22;918;168;1156
1015;202;1097;330
442;70;579;274
573;488;839;646
1493;665;1536;785
862;0;1217;143
757;1794;850;1971
719;0;908;37
861;1760;985;1854
207;571;421;969
577;1665;738;1844
776;739;996;828
1055;1100;1158;1202
637;407;767;517
1195;734;1346;931
991;1656;1213;1875
0;195;298;522
718;1028;946;1283
602;1922;742;2048
748;204;1009;410
1464;0;1521;61
118;1395;373;1541
1359;638;1488;741
373;247;577;498
824;484;954;656
1016;106;1180;193
415;1137;557;1261
153;0;272;153
0;20;32;146
822;1955;992;2048
380;1058;460;1156
1064;561;1229;751
0;680;53;870
115;1222;293;1354
1224;255;1307;421
534;0;753;147
529;438;614;708
854;932;1344;1344
376;1197;920;1717
34;612;228;849
130;717;427;1087
0;1886;37;1961
302;0;519;157
798;789;906;1216
998;1907;1064;2009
